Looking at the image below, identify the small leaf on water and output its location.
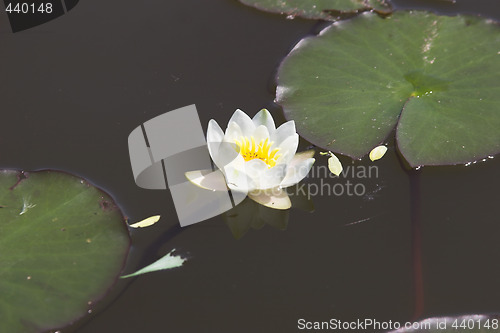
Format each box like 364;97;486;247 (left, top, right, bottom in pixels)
121;249;186;278
369;145;388;161
129;215;161;228
323;151;343;176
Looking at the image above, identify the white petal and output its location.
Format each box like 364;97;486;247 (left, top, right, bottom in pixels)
223;158;254;193
369;145;388;161
241;159;267;189
280;157;315;188
275;133;299;166
271;120;296;146
243;159;287;190
291;149;315;162
213;141;240;171
244;158;269;176
213;122;241;169
227;158;286;192
207;119;224;143
228;109;255;137
252;125;270;144
252;109;276;136
328;154;343;176
248;188;291;210
256;163;288;190
121;249;185;278
223;121;243;143
185;169;229;191
206;120;224;162
129;215;161;228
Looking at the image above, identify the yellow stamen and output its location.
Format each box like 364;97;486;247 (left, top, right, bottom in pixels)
234;136;281;168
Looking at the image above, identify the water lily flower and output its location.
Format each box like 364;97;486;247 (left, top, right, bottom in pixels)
186;109;315;210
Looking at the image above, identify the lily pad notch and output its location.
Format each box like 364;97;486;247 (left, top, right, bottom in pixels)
276;11;500;167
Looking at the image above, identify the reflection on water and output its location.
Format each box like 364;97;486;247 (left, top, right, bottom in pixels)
224;185;314;239
225;197;289;239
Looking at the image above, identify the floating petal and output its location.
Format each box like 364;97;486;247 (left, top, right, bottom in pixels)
129;215;161;228
121;249;186;278
328;153;343;176
369;145;388;161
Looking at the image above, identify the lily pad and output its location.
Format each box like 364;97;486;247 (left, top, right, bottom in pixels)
237;0;392;20
276;11;500;167
0;170;130;333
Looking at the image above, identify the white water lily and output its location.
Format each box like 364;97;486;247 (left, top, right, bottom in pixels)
186;109;315;209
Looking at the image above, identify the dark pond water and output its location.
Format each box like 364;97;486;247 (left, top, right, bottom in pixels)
1;0;500;332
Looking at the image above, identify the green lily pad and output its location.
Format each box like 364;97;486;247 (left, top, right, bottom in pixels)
0;170;130;333
276;11;500;167
237;0;392;20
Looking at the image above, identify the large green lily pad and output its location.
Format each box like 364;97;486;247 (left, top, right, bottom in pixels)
237;0;392;20
0;170;130;332
276;11;500;167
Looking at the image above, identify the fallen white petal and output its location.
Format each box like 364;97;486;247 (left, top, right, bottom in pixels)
248;188;291;210
129;215;161;228
328;154;343;176
369;145;388;161
185;169;228;191
121;249;186;278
